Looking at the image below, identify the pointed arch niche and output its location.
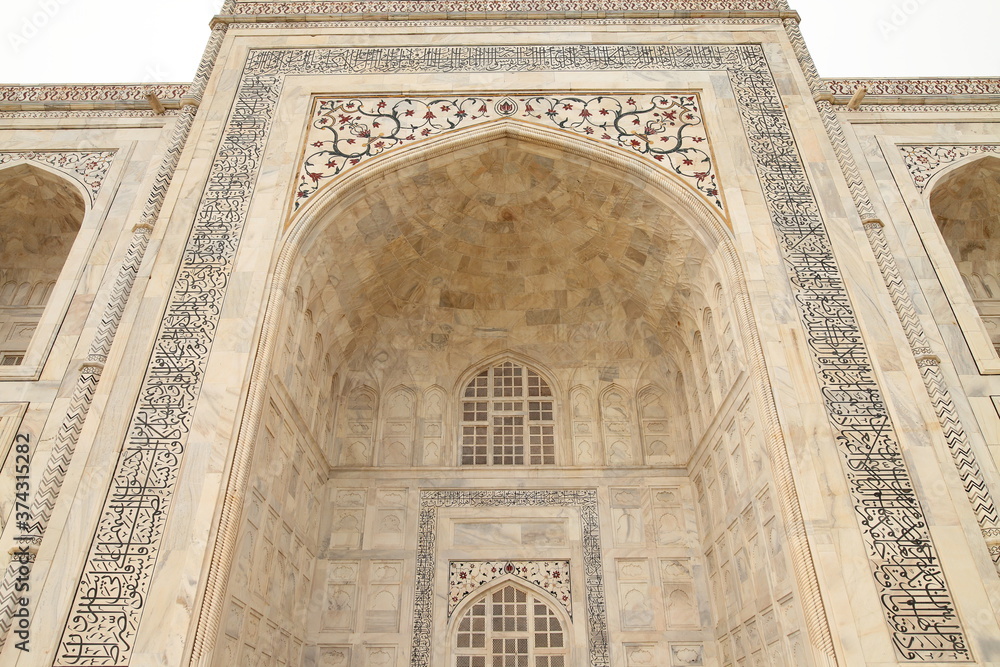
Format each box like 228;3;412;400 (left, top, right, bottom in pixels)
205;123;824;666
0;163;85;369
928;155;1000;368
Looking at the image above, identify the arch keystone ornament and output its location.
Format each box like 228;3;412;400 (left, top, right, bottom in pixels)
56;44;970;666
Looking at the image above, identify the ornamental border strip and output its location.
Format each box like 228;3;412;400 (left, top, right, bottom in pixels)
418;491;604;666
55;43;967;665
227;17;784;28
0;84;190;104
824;78;1000;97
229;0;782;14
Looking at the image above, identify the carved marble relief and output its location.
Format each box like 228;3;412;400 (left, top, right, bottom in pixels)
601;386;636;466
341;386;377;466
380;386;415;466
295;94;723;217
570;385;600;465
419;385;446;465
899;144;1000;192
412;489;610;667
638;385;675;465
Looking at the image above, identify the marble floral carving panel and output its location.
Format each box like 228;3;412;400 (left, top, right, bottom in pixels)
899;144;1000;192
448;560;572;618
294;94;722;213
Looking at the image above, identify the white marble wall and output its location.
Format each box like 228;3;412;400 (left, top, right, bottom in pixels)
5;13;1000;667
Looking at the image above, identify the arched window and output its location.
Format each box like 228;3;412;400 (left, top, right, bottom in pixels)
460;361;555;466
454;584;568;667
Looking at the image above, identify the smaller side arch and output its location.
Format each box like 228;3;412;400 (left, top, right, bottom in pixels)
922;152;1000;199
0;162;86;367
0;159;92;208
928;155;1000;356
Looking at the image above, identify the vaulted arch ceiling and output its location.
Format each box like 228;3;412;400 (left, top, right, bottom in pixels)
287;133;729;377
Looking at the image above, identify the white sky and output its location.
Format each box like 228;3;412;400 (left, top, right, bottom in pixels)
0;0;997;84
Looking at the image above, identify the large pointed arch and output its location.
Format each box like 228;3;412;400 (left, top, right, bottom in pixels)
193;116;827;667
289;95;727;226
288;119;731;259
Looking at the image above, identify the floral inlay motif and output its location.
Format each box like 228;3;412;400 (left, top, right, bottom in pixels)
295;94;722;213
0;151;115;203
449;560;571;618
899;144;1000;192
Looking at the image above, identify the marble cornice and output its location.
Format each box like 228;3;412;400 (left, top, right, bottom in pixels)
214;0;796;20
0;83;190;112
823;77;1000;107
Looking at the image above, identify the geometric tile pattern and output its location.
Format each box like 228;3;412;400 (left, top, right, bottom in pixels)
56;43;968;665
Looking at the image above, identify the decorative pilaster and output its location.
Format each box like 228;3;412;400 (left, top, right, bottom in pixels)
782;17;1000;575
0;20;230;652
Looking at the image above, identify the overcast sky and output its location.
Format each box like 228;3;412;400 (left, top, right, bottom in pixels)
0;0;997;84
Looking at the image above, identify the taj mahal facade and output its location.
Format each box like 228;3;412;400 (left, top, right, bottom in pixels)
0;1;999;666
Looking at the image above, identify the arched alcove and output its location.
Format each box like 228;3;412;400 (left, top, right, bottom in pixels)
206;124;818;667
930;155;1000;353
0;163;85;365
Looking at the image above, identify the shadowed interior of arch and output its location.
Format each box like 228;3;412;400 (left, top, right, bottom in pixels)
271;133;749;468
0;163;85;365
930;155;1000;353
216;130;792;664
